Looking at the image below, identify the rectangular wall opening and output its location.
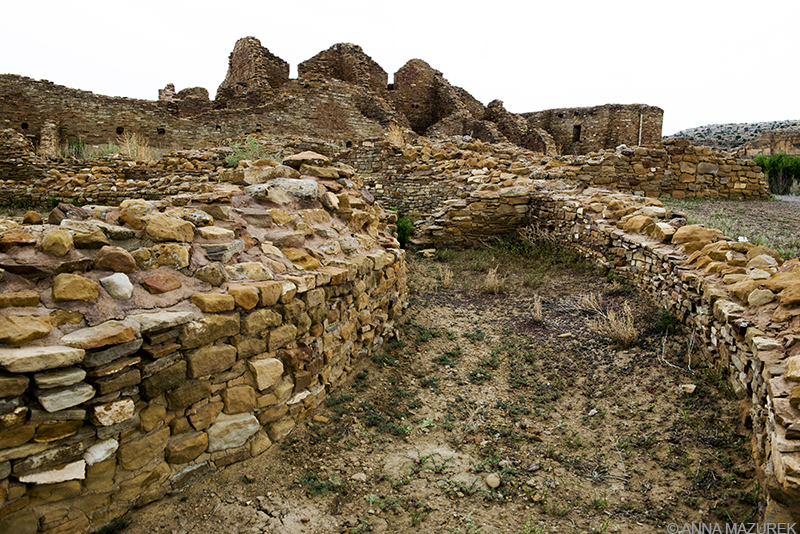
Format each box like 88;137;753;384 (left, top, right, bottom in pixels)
573;124;582;142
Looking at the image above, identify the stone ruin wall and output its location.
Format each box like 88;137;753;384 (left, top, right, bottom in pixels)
412;180;800;521
0;37;665;162
336;137;768;218
0;153;407;533
524;104;663;155
0;75;390;153
550;140;769;200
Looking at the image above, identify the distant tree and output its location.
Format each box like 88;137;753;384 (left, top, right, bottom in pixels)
754;153;800;195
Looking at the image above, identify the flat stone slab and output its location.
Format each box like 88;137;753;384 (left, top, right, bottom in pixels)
0;346;85;373
207;412;259;452
128;311;194;334
60;320;136;350
18;459;85;484
37;382;95;412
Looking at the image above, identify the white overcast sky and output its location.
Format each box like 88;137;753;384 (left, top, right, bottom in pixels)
2;0;797;135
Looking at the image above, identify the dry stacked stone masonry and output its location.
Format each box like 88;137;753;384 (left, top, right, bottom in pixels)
413;180;799;521
0;152;407;533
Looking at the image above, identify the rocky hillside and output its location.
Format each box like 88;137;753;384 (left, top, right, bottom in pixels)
665;119;800;151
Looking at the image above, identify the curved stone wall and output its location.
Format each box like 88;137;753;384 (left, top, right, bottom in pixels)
414;180;799;520
0;153;407;533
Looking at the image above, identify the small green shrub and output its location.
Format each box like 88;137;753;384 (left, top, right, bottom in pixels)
396;215;413;248
754;152;800;195
225;135;265;168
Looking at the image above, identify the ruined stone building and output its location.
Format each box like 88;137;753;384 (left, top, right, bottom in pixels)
0;36;662;156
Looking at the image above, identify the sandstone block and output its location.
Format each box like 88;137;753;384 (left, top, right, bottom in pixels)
228;285;259;310
41;229;73;257
191;292;235;312
197;226;234;240
60;320;135;350
83;457;116;490
37;383;95;412
787;356;800;382
166;432;208;464
268;324;297;351
186;344;236;378
672;225;723;244
129;311;194;334
207;412;259;452
0;290;39;308
167;380;212;411
0;346;84;373
0;374;29;397
221;385;256;414
189;401;223;431
179;313;240;350
195;262;227;286
249;281;283;306
132;243;190;270
225;262;273;281
0;315;51;345
94;245;136;272
267;417;295;442
140;272;182;294
52;273;98;302
93;398;135;426
748;289;775;306
780;282;800;308
34;367;86;389
144;213;195;243
18;459;85;484
139;403;167;432
117;427;170;470
0;424;35;449
34;420;82;442
249;358;284;391
242;309;282;334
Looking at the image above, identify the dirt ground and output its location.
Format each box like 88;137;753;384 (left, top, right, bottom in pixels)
122;242;759;534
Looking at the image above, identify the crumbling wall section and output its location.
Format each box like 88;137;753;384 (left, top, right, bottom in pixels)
298;43;388;94
0;154;407;533
524;104;663;155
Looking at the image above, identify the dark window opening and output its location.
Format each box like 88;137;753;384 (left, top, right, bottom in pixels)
21;122;28;129
215;125;222;132
573;110;580;116
557;113;564;118
387;83;395;90
116;126;124;135
573;125;582;142
255;128;262;133
346;140;353;148
157;127;166;135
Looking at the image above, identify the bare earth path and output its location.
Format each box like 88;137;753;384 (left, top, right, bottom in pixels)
124;245;758;534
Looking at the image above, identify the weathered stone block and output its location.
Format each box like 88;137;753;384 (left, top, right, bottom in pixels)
207;412;259;452
117;427;170;470
167;380;212;411
166;432;208;464
186;345;236;378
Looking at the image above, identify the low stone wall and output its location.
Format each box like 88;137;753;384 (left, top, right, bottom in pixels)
414;181;799;520
548;140;769;199
0;153;407;533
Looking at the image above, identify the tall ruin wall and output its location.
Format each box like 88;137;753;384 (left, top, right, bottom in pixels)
524;104;663;155
0;75;391;152
412;181;800;521
0;153;407;533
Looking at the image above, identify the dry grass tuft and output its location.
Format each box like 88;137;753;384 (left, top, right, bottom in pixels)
519;223;558;246
482;266;503;294
439;266;454;289
531;294;543;323
587;302;639;348
117;132;152;161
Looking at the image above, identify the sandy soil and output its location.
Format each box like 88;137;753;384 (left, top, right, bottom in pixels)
122;247;758;534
